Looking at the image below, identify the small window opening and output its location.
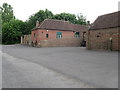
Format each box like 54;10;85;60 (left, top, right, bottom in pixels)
34;33;36;38
46;34;49;38
74;32;79;38
97;35;100;37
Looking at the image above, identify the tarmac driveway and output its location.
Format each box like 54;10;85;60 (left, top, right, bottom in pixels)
2;44;118;88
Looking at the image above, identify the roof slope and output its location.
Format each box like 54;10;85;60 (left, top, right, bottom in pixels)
90;11;120;30
33;19;88;31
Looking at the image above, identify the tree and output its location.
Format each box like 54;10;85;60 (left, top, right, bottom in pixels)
76;13;88;25
2;19;26;44
53;13;77;24
27;9;54;31
44;9;54;19
0;3;15;23
53;13;89;25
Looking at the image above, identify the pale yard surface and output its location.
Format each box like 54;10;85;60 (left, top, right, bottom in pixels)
2;44;118;88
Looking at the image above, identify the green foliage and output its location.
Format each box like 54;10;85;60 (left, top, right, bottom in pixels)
53;13;89;25
76;13;87;25
2;19;26;44
1;3;28;44
53;13;77;24
27;9;54;30
0;3;15;23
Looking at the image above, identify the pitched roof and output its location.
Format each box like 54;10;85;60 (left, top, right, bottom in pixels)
72;24;89;31
89;11;120;30
33;19;88;31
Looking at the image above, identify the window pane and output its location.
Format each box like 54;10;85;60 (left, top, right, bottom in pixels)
56;32;62;38
74;32;80;38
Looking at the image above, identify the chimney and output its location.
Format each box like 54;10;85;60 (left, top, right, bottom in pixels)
36;20;39;28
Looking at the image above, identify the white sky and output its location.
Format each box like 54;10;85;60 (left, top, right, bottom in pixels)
0;0;119;23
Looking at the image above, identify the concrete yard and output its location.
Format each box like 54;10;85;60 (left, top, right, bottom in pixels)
2;44;118;88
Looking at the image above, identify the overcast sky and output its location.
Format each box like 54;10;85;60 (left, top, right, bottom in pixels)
0;0;119;23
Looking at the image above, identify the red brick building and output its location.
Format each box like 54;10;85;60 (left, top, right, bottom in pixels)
87;11;120;51
31;19;88;47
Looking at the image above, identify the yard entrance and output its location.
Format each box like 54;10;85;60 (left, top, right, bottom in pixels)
81;32;86;47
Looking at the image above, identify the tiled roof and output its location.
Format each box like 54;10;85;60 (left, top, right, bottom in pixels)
90;11;120;30
33;19;88;31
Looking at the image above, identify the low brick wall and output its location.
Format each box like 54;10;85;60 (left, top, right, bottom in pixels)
87;27;120;51
21;35;32;45
37;38;81;47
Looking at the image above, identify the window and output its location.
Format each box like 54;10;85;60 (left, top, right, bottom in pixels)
34;33;38;38
83;32;86;40
56;32;62;38
74;32;79;38
34;33;36;38
46;34;49;38
96;35;100;37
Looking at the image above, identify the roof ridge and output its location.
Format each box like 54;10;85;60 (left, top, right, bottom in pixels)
89;11;119;30
45;19;70;23
38;20;46;28
71;23;87;26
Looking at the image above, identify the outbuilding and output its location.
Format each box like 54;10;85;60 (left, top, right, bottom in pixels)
31;19;89;47
87;11;120;51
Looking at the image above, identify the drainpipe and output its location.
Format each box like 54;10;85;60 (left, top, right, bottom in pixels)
87;30;90;49
109;37;112;51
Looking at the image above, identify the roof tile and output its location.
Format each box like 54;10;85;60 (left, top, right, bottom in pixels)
90;11;120;30
33;19;88;31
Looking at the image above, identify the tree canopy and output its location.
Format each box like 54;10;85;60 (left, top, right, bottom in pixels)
1;3;28;44
0;3;15;23
53;13;77;24
2;19;26;44
27;9;54;30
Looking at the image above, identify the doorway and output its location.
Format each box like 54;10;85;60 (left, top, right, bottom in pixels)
81;32;86;47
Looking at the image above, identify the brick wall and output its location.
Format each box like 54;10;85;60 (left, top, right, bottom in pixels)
31;29;75;41
37;38;81;47
22;35;32;45
87;27;120;51
31;29;88;47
